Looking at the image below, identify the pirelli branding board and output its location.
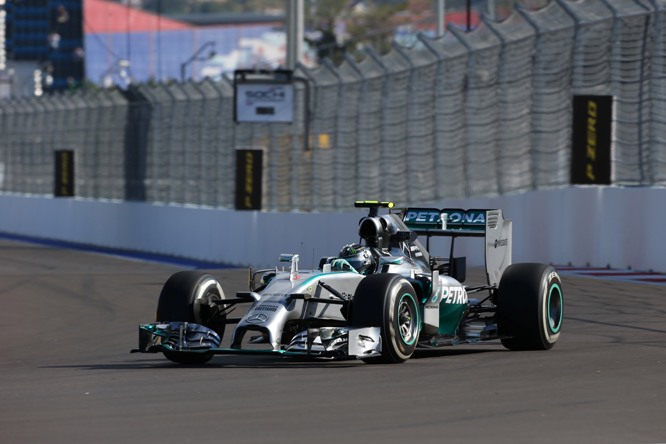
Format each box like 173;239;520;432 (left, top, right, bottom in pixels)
54;150;74;197
571;95;613;185
235;149;263;211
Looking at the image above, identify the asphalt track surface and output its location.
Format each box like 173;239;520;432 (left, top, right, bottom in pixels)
1;238;665;444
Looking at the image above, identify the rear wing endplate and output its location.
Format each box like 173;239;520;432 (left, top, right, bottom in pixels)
402;208;512;287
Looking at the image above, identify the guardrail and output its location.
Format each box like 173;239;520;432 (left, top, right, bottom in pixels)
1;187;663;272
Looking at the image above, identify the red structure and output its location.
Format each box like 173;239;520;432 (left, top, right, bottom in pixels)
83;0;189;33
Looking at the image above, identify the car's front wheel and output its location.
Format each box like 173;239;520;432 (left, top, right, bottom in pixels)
351;274;420;363
156;271;227;364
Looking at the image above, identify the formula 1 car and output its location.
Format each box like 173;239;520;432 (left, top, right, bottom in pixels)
133;201;563;364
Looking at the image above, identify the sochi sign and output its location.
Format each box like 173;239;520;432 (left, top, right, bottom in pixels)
235;82;294;123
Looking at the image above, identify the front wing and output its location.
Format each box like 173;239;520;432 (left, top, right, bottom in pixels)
132;322;382;360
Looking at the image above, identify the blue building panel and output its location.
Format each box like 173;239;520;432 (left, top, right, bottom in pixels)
85;24;281;86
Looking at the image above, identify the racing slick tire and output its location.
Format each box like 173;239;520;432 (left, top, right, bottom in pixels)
496;263;563;351
351;274;420;364
156;271;227;364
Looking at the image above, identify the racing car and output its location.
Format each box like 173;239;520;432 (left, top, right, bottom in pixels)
133;201;563;364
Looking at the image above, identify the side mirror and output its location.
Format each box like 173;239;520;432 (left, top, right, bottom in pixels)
318;256;336;270
391;230;418;243
450;256;466;283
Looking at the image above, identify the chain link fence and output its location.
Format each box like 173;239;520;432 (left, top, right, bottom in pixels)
1;0;665;211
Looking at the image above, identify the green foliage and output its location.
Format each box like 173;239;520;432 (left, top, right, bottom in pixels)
344;1;407;58
305;0;411;65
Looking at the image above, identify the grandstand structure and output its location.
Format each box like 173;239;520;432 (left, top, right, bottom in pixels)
3;0;83;93
0;0;664;212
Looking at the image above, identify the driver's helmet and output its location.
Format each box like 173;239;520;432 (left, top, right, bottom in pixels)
338;243;375;274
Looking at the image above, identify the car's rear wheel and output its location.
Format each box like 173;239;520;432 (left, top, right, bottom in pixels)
156;271;227;364
351;274;420;363
496;263;563;350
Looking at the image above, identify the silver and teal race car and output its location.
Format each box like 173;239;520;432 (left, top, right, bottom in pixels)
133;201;563;364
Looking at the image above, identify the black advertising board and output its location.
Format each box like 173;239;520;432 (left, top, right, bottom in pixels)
54;150;74;197
235;149;263;210
571;95;613;185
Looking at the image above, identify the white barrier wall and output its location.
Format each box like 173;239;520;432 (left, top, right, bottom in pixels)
1;187;664;272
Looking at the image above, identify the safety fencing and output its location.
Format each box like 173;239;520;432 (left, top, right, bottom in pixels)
1;0;665;212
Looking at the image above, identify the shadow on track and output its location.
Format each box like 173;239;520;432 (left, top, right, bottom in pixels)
411;345;505;360
43;347;505;371
42;355;365;370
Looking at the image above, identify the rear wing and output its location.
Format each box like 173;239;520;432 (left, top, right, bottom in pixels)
402;208;512;287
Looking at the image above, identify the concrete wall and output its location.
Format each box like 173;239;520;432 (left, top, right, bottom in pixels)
1;186;664;272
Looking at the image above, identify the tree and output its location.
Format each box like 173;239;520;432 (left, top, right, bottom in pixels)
304;0;411;64
344;1;407;57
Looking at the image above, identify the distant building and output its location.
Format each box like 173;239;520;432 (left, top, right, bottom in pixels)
1;0;286;95
84;0;284;87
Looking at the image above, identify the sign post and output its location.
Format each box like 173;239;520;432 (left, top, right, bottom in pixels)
233;69;310;151
234;70;295;123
